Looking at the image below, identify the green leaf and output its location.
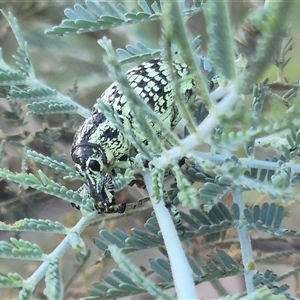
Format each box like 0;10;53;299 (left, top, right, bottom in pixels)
85;0;108;18
100;230;129;249
10;86;57;102
175;168;198;208
150;258;173;282
0;69;27;85
138;0;152;15
243;203;300;238
212;250;240;270
38;129;61;151
253;270;293;299
46;0;202;36
69;233;87;255
0;273;23;288
199;181;231;207
0;218;68;234
237;3;293;93
27;100;78;115
0;238;44;260
273;205;285;229
18;287;34;300
116;42;162;65
27;150;81;179
74;4;97;22
44;257;64;300
2;101;25;126
86;249;243;299
204;1;236;80
110;169;135;192
95;203;240;255
109;245;174;300
1;11;34;76
0;168;83;207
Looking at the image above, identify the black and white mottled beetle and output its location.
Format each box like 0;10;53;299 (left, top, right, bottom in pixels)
71;57;203;213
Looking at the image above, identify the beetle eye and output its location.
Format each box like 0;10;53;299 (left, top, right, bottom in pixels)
88;160;101;172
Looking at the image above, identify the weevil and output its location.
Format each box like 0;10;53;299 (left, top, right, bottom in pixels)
71;57;205;213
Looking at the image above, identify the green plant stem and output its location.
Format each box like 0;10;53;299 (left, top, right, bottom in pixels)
192;151;300;174
22;211;97;292
233;187;255;294
163;1;213;111
143;171;199;299
277;266;300;282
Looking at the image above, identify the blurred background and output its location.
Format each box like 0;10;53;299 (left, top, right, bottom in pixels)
0;0;300;299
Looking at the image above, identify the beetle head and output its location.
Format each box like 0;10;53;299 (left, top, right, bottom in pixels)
71;142;114;208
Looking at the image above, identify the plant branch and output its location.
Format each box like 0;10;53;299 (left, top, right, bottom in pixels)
233;187;255;294
142;171;199;299
22;211;97;292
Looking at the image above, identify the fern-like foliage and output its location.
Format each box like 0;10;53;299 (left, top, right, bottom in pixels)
26;101;79;115
94;203;237;254
0;273;24;289
9;86;57;101
27;150;81;179
0;238;44;260
0;1;299;299
204;0;236;80
0;218;68;234
44;258;63;300
90;202;299;299
94;202;300;257
0;69;27;85
115;35;212;70
2;100;26;127
0;168;83;208
46;0;202;36
116;41;163;65
85;250;244;300
253;271;293;300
